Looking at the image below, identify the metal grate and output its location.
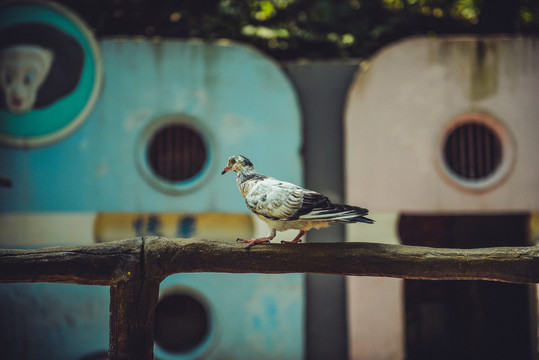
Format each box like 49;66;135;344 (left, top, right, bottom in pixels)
147;123;207;182
443;122;502;180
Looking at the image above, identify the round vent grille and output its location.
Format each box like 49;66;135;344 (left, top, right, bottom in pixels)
137;114;214;194
438;112;514;192
443;122;502;180
147;123;207;182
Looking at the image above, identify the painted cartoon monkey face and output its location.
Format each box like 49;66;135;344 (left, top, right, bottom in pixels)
0;45;54;114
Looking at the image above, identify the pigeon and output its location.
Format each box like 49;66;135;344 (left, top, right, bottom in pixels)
221;155;374;249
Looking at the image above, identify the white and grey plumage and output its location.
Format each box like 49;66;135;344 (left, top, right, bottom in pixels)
222;155;374;249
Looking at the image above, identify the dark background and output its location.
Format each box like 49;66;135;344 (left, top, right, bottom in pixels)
51;0;539;60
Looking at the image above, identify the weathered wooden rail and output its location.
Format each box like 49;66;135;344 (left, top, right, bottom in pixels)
1;236;538;359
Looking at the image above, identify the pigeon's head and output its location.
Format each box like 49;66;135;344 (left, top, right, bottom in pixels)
221;155;254;175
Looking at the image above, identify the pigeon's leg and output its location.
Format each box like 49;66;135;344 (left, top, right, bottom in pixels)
281;230;306;244
237;229;276;249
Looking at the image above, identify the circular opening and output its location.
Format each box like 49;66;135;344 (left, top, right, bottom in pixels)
154;292;210;354
136;114;214;194
437;112;515;192
147;123;207;183
443;121;502;180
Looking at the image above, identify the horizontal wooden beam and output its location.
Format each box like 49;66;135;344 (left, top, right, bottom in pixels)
144;237;539;284
0;236;537;284
0;238;141;285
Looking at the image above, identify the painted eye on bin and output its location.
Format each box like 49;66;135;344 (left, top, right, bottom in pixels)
24;71;36;85
3;70;14;85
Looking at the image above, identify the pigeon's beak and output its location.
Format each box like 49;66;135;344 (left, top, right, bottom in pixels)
221;165;232;175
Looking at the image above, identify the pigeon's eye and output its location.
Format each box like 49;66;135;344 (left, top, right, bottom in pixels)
230;158;236;165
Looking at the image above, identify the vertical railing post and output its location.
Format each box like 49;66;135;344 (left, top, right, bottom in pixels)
108;236;162;360
108;279;161;360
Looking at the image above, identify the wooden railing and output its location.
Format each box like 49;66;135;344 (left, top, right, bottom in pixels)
1;236;538;359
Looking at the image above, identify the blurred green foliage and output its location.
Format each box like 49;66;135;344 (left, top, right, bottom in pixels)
55;0;539;59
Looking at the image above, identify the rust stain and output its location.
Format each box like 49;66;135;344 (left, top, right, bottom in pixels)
433;38;500;101
471;40;499;101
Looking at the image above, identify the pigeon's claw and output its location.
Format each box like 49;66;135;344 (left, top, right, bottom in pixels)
281;230;306;245
237;236;274;250
281;239;302;244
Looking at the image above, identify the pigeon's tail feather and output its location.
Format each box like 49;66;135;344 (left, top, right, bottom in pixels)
297;200;374;224
341;214;375;224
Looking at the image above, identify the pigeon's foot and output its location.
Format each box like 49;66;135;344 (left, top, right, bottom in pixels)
237;236;274;250
281;230;306;245
281;239;302;244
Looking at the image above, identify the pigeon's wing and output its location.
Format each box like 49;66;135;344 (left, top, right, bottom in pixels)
244;178;304;220
292;192;374;224
289;192;333;219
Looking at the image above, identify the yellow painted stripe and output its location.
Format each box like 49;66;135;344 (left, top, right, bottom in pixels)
94;212;254;243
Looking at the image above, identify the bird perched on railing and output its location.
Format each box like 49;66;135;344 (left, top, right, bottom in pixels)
222;155;374;249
